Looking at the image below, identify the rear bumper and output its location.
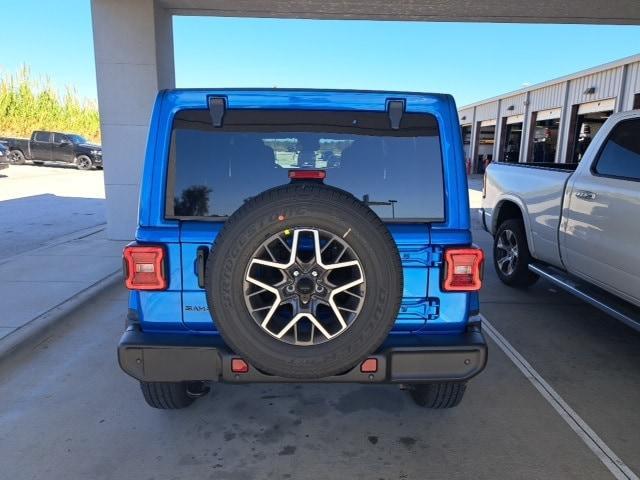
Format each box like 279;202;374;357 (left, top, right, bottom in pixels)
118;321;488;384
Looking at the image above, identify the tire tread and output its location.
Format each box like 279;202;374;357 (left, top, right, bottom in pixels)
409;382;467;409
139;381;195;409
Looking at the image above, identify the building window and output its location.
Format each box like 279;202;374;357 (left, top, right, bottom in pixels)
476;122;495;173
529;111;560;163
567;99;615;163
499;117;523;163
461;125;472;162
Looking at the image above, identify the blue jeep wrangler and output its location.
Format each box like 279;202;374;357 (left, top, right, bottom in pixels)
119;89;487;409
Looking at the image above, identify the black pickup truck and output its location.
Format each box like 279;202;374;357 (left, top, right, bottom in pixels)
0;131;102;170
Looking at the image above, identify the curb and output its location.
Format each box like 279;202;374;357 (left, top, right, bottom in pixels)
0;270;122;364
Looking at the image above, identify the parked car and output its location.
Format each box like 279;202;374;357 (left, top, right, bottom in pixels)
0;131;102;170
481;110;640;329
119;89;487;410
0;142;9;171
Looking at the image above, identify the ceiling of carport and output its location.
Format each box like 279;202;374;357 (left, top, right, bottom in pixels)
158;0;640;25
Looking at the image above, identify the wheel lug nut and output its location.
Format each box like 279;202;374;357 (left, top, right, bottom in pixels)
316;285;324;293
311;271;318;277
293;271;300;277
285;285;295;293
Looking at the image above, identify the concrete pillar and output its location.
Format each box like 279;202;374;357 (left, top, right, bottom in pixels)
91;0;175;240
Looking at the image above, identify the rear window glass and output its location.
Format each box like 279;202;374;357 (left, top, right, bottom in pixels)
166;108;444;222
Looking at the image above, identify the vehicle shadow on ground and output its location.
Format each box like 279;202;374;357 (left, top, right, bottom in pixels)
0;194;105;259
20;162;102;171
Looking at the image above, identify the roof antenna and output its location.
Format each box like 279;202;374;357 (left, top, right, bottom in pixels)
387;99;405;130
208;97;226;127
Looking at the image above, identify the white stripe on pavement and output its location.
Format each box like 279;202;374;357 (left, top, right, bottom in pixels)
481;314;638;480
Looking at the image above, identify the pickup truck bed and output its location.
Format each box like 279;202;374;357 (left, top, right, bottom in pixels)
481;109;640;328
482;162;574;268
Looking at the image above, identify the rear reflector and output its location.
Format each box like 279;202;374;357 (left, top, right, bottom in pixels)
231;358;249;373
360;358;378;373
443;247;484;291
288;169;326;180
123;245;167;290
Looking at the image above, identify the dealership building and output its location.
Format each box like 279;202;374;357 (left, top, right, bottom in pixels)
458;54;640;173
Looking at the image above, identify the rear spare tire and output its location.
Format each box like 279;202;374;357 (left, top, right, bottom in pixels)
205;183;403;379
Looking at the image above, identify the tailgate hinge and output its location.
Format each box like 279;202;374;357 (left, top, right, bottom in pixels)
386;99;405;130
208;96;227;127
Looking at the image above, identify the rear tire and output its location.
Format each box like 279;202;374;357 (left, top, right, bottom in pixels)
408;382;467;408
9;150;25;165
493;219;538;288
139;381;207;409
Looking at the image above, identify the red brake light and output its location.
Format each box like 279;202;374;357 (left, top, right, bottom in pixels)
231;358;249;373
360;358;378;373
443;248;484;291
123;245;167;290
288;169;326;180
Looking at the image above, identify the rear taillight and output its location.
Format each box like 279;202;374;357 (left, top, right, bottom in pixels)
443;247;484;292
123;245;167;290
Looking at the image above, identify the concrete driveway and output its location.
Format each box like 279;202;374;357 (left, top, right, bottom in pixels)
0;164;105;260
0;180;638;480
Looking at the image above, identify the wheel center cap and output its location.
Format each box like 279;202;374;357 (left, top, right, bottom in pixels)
295;276;315;295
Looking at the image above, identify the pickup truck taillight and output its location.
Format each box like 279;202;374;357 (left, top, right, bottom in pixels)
443;247;484;292
123;245;167;290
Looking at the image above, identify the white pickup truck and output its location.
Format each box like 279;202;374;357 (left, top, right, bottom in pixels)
481;110;640;330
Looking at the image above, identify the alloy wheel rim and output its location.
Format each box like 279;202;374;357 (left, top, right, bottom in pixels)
243;227;365;346
496;229;519;276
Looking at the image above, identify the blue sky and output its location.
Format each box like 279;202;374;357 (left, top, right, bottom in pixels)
2;0;640;107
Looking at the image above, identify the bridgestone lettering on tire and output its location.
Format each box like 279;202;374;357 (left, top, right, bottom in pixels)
205;183;403;379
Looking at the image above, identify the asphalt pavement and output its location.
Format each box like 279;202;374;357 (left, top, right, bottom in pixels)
0;164;105;259
0;177;638;480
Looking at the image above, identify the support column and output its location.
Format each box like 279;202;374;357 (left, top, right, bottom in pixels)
91;0;175;240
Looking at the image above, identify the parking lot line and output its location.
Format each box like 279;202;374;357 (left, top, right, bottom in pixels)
481;314;638;480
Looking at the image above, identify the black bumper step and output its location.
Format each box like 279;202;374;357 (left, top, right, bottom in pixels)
118;325;487;384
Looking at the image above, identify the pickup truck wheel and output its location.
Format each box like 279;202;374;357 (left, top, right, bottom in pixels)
139;381;208;409
493;219;538;287
408;382;466;408
9;150;25;165
205;183;403;379
76;155;93;170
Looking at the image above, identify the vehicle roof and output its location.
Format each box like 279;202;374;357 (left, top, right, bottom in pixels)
608;109;640;121
160;88;456;113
